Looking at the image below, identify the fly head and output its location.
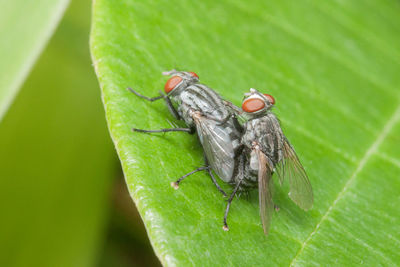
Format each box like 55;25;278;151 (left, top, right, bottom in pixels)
162;70;200;96
241;88;275;118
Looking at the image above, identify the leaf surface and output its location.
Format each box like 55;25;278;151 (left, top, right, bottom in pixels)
91;0;400;265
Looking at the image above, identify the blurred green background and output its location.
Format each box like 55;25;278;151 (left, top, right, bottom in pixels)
0;0;160;266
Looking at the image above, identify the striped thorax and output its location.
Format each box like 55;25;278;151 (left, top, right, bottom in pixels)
163;70;241;182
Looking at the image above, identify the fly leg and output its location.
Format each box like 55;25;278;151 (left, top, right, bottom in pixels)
223;179;242;231
199;112;232;125
133;127;194;134
128;88;164;102
207;169;227;197
214;114;232;126
223;154;245;231
171;164;227;196
220;100;244;131
204;156;227;197
129;88;192;134
127;88;180;120
162;92;181;120
171;166;210;189
203;112;243;133
223;100;242;115
171;156;227;196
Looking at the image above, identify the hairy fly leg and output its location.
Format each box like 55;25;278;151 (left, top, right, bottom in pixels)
162;92;180;120
206;167;227;197
223;180;242;231
223;154;245;231
171;166;210;189
204;155;227;196
129;87;193;134
171;156;227;196
214;113;233;126
132;127;194;134
201;103;241;127
223;99;243;114
127;87;164;102
127;88;180;120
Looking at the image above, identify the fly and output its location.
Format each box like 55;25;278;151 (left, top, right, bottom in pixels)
128;70;242;196
221;88;313;234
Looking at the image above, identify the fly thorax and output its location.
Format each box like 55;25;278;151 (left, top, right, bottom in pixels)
178;103;195;126
185;84;228;120
241;122;256;149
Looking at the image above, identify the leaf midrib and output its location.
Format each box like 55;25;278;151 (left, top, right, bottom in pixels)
289;103;400;266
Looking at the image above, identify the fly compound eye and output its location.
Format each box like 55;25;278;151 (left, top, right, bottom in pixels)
242;98;266;113
164;76;183;93
189;72;199;79
263;94;275;105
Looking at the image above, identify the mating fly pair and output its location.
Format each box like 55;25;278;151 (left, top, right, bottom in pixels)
129;70;313;235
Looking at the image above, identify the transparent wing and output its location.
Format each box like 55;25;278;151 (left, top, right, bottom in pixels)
275;138;313;210
257;149;274;235
195;116;236;183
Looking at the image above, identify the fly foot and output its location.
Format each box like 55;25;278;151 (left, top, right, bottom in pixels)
171;181;179;190
223;225;229;231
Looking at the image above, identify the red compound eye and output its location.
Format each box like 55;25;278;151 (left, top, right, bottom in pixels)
263;94;275;105
242;98;265;113
164;76;183;93
189;72;199;79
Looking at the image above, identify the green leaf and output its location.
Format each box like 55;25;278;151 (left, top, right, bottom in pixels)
0;1;116;266
91;0;400;265
0;0;70;121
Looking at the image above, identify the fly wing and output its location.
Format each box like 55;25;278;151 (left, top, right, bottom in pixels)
276;138;313;210
195;116;236;183
256;149;274;235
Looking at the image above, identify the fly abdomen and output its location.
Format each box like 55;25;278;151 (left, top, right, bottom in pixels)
244;114;284;166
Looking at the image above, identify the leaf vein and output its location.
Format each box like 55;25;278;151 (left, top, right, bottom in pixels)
376;152;400;170
289;103;400;266
327;217;396;265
